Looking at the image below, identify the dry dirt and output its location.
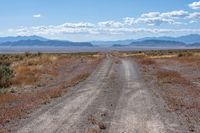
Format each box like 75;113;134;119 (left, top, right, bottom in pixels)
134;53;200;133
3;55;192;133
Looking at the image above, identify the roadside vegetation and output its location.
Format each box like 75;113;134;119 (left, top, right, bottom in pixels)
125;49;200;132
0;52;103;132
0;65;12;89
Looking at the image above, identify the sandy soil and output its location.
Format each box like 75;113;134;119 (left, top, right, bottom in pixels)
9;56;189;133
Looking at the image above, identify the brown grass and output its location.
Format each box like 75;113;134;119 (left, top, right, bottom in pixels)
11;55;60;86
11;66;42;85
175;55;200;66
156;69;191;85
139;58;155;65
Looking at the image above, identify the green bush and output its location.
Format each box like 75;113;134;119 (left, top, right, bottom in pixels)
0;65;13;88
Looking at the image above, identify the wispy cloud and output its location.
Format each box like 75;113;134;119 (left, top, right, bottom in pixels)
137;10;189;26
141;10;188;19
33;14;41;18
187;12;200;19
189;1;200;9
98;21;124;28
8;22;200;36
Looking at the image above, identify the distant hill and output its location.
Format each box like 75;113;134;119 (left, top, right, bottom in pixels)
137;34;200;44
176;34;200;44
113;40;186;47
130;40;186;47
0;35;48;43
92;40;133;46
187;43;200;47
95;34;200;47
1;34;200;48
0;40;93;47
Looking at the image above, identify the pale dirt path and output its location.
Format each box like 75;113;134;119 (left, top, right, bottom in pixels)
14;57;185;133
108;59;186;133
108;59;166;133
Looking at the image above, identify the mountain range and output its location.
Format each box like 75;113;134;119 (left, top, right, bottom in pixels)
0;35;48;43
93;34;200;47
0;36;93;47
0;34;200;47
136;34;200;44
0;40;93;47
113;40;186;47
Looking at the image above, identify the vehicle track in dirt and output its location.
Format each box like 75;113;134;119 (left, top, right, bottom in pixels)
14;56;186;133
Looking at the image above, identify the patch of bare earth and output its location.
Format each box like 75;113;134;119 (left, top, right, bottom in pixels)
134;52;200;132
0;53;103;132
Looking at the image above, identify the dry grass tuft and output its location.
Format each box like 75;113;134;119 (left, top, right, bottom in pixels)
11;66;42;85
156;69;191;85
139;58;155;65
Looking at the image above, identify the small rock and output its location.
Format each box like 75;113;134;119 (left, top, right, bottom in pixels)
10;88;17;93
101;113;106;117
98;122;106;130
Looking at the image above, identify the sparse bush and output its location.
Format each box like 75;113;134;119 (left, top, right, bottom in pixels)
24;52;31;57
0;65;13;88
177;53;184;57
139;58;155;65
178;52;193;57
37;52;42;56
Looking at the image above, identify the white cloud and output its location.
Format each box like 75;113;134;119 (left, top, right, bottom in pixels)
160;10;188;18
135;17;176;26
123;17;135;25
189;1;200;9
33;14;41;18
8;20;200;37
136;10;189;26
7;7;200;38
60;22;94;28
141;10;188;19
98;21;124;28
8;22;96;36
187;12;200;19
141;12;160;18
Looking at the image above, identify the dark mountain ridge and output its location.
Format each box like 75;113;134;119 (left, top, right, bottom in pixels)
0;40;93;47
0;35;48;43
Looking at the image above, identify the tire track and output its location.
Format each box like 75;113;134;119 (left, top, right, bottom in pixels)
108;59;166;133
57;58;125;133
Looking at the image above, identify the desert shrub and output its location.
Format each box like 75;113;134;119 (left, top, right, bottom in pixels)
0;65;13;88
37;52;42;56
24;52;31;57
178;52;193;57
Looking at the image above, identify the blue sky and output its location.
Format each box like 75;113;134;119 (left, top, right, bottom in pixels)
1;0;200;41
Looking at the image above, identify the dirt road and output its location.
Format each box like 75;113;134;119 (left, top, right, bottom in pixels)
14;57;186;133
